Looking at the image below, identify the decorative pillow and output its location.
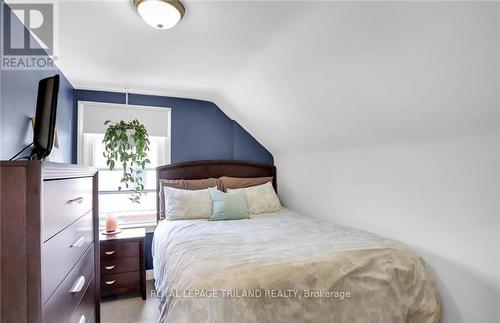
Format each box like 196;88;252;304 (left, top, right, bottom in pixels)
209;189;250;221
160;178;219;190
163;186;213;220
159;178;219;220
228;182;282;214
218;176;273;192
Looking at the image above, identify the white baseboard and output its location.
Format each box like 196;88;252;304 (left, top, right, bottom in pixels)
146;269;154;280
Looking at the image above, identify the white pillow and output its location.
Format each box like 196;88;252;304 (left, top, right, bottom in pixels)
163;186;213;220
228;182;282;214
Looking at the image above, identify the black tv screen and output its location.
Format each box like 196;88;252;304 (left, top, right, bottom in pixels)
32;74;60;160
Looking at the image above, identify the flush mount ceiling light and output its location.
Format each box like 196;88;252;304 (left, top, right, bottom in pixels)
133;0;185;30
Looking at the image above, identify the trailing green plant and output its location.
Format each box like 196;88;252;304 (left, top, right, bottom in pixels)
102;119;150;203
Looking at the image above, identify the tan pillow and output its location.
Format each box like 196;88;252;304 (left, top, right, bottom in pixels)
218;176;273;192
159;178;219;219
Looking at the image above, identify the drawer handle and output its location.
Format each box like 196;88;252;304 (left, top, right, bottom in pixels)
105;280;116;285
78;315;86;323
67;196;84;204
105;251;115;255
69;276;86;293
105;265;115;270
70;236;85;248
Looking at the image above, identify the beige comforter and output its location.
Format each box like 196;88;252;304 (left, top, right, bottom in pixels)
153;208;441;323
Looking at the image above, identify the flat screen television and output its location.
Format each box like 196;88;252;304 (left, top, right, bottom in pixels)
31;74;60;160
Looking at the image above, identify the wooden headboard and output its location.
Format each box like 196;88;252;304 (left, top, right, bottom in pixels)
156;160;277;221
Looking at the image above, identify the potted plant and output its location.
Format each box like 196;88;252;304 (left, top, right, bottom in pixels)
102;119;150;203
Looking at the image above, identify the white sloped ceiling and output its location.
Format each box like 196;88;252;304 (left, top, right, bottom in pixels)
55;1;498;156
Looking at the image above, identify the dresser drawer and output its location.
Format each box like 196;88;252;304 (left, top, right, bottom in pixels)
42;211;94;303
43;245;94;323
101;241;139;259
101;256;140;274
101;271;140;290
70;278;95;323
43;177;93;241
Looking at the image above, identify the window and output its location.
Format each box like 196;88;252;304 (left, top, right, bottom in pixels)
78;102;171;227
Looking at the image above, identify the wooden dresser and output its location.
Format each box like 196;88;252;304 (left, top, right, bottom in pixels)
0;161;100;323
100;228;146;299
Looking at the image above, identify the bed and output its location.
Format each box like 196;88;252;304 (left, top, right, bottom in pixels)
153;160;441;323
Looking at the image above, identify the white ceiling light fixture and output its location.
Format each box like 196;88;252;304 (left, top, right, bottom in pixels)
133;0;185;30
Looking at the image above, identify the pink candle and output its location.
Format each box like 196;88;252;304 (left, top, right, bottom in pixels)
105;214;118;232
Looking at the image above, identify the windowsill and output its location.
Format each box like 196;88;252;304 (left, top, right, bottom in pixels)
120;221;157;232
99;212;157;233
99;222;157;233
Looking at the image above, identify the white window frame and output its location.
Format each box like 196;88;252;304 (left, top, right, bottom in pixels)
77;101;171;228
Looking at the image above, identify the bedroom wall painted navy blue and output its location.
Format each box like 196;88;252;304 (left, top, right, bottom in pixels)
75;90;274;165
4;82;272;270
233;122;274;164
0;1;273;166
1;70;75;162
0;1;75;163
2;0;272;272
75;90;274;271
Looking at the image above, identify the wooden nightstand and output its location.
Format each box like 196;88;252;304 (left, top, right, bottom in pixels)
99;228;146;299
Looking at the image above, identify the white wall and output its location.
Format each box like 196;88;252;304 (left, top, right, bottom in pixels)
276;133;499;322
218;3;499;322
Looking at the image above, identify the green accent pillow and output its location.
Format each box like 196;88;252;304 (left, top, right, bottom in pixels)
209;189;250;221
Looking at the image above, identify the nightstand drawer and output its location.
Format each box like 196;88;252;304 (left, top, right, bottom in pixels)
99;227;146;299
101;271;140;290
101;256;139;274
101;241;139;259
